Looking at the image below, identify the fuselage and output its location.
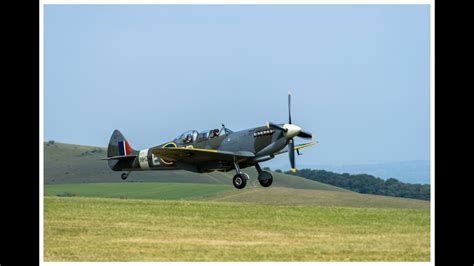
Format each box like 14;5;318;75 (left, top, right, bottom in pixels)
117;125;289;173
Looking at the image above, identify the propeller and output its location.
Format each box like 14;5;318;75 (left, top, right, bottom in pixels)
266;91;313;172
288;139;295;171
288;91;292;124
297;130;312;139
266;122;285;132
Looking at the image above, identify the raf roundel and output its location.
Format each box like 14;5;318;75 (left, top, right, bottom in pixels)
160;142;177;165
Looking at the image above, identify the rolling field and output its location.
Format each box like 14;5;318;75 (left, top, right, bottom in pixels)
45;182;429;209
44;142;431;261
44;196;430;261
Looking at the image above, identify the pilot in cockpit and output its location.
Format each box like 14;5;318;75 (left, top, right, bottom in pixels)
184;134;193;143
209;129;220;139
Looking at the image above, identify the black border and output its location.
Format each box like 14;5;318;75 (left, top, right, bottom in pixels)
432;0;466;264
2;1;40;265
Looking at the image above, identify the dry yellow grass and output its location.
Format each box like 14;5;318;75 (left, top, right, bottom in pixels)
44;196;430;261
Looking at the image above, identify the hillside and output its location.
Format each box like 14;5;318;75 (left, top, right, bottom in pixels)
44;142;346;191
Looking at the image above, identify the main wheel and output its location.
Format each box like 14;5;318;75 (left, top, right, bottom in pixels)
233;174;247;189
258;171;273;187
259;177;273;187
121;173;128;180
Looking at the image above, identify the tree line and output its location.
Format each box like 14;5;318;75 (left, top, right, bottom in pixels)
281;169;430;201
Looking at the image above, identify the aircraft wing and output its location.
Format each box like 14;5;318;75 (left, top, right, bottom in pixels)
273;141;318;155
151;147;255;164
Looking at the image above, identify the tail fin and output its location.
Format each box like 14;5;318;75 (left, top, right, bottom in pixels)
107;129;137;158
104;130;138;171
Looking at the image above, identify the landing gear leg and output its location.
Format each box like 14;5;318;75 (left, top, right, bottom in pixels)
255;163;273;187
121;171;131;180
232;161;248;189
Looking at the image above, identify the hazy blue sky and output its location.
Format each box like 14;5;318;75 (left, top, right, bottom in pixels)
44;5;430;167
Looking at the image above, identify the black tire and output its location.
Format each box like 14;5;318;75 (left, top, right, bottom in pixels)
233;174;247;189
259;177;273;187
121;173;128;180
258;171;273;187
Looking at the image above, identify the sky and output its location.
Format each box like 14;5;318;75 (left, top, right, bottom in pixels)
44;5;431;167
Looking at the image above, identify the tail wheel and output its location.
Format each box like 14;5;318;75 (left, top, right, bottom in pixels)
258;177;273;187
233;174;247;189
121;173;128;180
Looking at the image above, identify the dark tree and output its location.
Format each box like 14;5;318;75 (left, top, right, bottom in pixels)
285;169;430;201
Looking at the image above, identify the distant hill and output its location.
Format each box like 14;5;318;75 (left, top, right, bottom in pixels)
44;142;346;191
285;160;430;184
44;142;429;209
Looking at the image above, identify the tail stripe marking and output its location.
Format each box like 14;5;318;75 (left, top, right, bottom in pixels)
118;141;125;156
118;140;132;156
125;140;132;155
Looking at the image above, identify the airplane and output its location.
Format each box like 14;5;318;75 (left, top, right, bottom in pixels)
103;92;317;189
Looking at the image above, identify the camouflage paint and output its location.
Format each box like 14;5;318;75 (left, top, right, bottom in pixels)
106;124;296;173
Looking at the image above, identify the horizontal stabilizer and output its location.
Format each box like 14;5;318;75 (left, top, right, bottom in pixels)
101;155;137;160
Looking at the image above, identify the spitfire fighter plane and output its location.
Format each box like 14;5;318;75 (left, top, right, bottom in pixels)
103;93;317;189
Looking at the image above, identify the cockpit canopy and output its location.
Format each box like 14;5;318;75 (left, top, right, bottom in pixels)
175;126;233;144
176;130;199;144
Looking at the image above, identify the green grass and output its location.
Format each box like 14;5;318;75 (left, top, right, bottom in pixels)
45;182;234;200
44;182;429;209
44;196;430;261
209;187;430;209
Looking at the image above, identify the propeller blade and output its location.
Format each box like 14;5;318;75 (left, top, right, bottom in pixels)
266;121;287;132
297;130;312;139
288;91;292;124
289;138;296;172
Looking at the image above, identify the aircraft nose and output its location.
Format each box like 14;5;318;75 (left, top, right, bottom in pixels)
283;124;302;139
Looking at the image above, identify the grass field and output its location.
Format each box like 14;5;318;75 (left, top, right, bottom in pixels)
45;182;429;209
209;186;429;209
44;196;430;261
44;142;431;261
44;182;234;200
